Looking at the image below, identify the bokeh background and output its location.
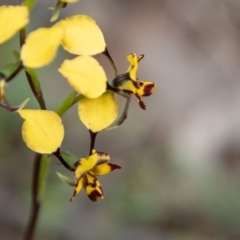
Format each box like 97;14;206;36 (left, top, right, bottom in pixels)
1;0;240;239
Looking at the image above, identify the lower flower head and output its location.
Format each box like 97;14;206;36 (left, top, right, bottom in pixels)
71;149;121;201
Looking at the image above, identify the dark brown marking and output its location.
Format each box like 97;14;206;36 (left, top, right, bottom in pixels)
109;163;121;171
142;83;156;96
88;190;103;202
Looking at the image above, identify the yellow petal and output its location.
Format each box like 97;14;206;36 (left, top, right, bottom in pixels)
74;149;110;179
21;26;63;68
126;53;139;80
18;110;64;154
85;174;104;202
59;56;106;98
90;163;121;176
57;15;106;55
0;6;29;44
74;153;98;180
78;93;118;132
70;177;84;201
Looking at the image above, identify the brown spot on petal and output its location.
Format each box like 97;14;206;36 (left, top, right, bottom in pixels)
142;83;156;97
88;189;104;202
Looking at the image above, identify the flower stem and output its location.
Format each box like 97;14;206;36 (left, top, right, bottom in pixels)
20;27;47;240
5;62;23;82
53;148;75;172
103;48;118;77
89;131;98;155
23;153;41;240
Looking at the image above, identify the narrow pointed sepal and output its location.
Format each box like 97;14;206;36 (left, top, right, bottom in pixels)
70;177;84;202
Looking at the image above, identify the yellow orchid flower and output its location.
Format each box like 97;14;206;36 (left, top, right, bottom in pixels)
110;53;156;110
21;26;64;68
59;55;107;99
18;110;64;154
58;56;118;132
0;5;29;44
20;14;105;68
56;15;106;55
71;149;121;201
78;92;118;133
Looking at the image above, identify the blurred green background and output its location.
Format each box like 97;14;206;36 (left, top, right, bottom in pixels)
1;0;240;239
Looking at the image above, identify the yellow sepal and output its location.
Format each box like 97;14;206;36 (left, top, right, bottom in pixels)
57;15;106;55
78;93;118;132
90;163;121;176
21;26;63;68
18;110;64;154
74;152;99;180
0;6;29;44
126;53;139;80
70;177;84;201
59;56;106;98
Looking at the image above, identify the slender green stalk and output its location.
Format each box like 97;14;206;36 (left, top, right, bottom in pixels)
5;62;23;82
89;131;98;155
23;154;41;240
103;48;118;77
20;26;47;240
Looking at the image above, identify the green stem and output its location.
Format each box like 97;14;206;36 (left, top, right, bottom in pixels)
20;27;47;240
23;154;42;240
89;131;97;155
50;1;65;22
103;48;118;77
5;62;23;82
53;149;75;172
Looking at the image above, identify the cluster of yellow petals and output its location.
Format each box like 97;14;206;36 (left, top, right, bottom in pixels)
1;4;156;203
71;149;120;201
19;15;106;70
112;53;156;110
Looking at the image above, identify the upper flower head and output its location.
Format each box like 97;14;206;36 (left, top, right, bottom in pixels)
110;53;156;110
71;149;121;201
20;15;106;68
